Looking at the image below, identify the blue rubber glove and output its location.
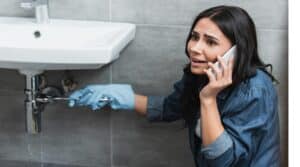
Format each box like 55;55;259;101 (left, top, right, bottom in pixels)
68;84;135;111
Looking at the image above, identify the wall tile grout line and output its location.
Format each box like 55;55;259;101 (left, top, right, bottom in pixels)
109;0;112;21
110;111;114;167
134;23;190;29
109;1;114;167
114;22;287;31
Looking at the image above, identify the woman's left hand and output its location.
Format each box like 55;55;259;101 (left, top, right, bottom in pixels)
200;56;234;100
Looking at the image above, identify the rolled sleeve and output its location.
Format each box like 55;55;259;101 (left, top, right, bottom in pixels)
146;75;186;123
146;96;165;122
201;130;233;159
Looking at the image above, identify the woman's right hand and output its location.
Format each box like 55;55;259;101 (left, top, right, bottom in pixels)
68;84;135;111
200;56;234;101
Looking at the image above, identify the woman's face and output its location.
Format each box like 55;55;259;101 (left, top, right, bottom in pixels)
187;18;232;75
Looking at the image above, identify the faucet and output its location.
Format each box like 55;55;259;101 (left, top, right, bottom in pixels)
20;0;49;24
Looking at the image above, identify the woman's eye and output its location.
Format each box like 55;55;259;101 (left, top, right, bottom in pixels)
207;39;217;46
190;33;199;41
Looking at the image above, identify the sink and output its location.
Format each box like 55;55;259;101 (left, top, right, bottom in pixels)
0;16;136;134
0;17;135;75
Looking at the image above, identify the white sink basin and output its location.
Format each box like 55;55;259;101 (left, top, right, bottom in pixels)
0;17;135;74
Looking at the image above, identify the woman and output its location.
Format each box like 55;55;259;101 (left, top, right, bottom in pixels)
69;5;280;167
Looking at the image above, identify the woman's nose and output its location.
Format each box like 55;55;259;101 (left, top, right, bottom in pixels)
190;41;204;54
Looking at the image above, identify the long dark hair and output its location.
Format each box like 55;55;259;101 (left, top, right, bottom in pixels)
181;5;277;125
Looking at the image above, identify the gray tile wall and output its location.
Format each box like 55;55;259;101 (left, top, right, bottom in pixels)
0;0;288;167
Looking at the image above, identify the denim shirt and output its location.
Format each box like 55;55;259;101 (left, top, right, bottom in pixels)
146;69;280;167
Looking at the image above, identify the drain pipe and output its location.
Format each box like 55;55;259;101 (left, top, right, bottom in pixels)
24;74;42;134
20;70;77;134
20;70;109;134
20;70;112;134
19;70;43;134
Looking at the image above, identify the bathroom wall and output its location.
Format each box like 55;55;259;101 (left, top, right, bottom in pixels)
0;0;288;167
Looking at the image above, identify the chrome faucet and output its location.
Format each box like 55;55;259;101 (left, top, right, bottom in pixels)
20;0;49;24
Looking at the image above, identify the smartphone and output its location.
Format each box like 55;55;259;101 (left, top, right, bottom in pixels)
208;45;236;77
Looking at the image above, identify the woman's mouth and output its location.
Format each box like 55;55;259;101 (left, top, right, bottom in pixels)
191;59;208;66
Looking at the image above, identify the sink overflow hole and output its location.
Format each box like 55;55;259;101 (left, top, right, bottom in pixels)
34;31;41;38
